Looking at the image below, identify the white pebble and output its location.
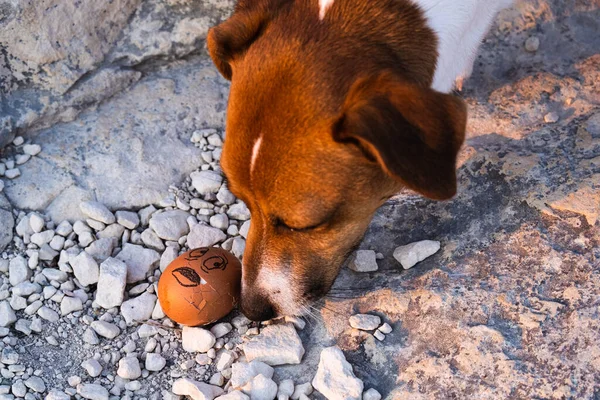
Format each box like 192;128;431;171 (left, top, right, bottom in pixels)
182;327;216;353
363;388;382;400
80;201;115;224
393;240;440;269
23;144;41;156
117;356;142;379
81;359;103;377
145;353;166;372
349;314;381;331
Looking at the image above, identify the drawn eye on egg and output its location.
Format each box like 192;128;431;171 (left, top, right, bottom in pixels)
171;267;201;287
201;256;228;273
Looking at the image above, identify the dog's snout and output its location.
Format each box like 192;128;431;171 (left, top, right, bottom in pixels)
241;291;276;322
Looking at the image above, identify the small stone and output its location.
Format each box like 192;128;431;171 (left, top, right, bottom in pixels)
227;203;251;221
0;301;16;327
60;296;83;315
231;361;274;389
141;228;166;251
348;250;378;272
378;323;392;334
116;211;140;229
30;229;54;246
239;221;250;239
15;154;30;165
37;306;59;322
9;256;30;286
210;373;224;386
97;224;125;240
172;378;224;400
232;315;251;329
210;214;229;230
68;376;81;387
71;252;100;286
525;36;540;52
96;257;127;308
12;380;26;397
41;268;68;282
78;231;94;247
211;323;233;338
187;224;227;249
46;390;71;400
182;327;216;353
145;353;166;372
216;186;236;205
29;213;45;233
544;112;559;124
116;244;160;283
160;246;179;272
49;235;66;250
216;391;249;400
149;210;190;241
55;221;73;236
139;205;157;227
77;383;109;400
90;321;121;339
81;359;103;377
291;383;313;400
39;243;59;261
138;323;158;338
349;314;381;331
13;136;24;145
5;168;20;179
152;299;165;319
120;292;156;324
243;324;304;365
87;218;105;231
363;388;382;400
373;330;385;341
241;374;278;400
312;347;363;400
216;351;235;371
231;238;246;259
15;319;31;335
278;380;294;399
80;201;115;224
83;328;100;344
1;348;18;364
86;237;116;262
393;240;441;269
10;295;27;310
191;171;223;195
118;356;142;379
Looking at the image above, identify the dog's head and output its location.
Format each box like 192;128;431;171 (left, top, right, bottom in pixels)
208;0;467;320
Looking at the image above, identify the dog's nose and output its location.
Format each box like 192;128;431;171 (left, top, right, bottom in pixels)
241;293;276;321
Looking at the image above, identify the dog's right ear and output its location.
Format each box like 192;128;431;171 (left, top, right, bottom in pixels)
207;2;274;80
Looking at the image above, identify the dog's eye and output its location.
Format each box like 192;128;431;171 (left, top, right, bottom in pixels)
273;218;321;232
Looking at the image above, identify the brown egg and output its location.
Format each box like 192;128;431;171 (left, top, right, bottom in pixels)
158;247;241;326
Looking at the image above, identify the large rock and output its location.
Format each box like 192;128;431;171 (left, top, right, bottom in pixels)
312;347;363;400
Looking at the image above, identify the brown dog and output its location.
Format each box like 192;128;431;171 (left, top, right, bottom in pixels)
207;0;511;320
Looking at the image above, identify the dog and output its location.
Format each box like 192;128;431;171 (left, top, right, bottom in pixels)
207;0;513;321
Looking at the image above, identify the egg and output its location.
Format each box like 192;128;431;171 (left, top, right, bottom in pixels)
157;247;241;326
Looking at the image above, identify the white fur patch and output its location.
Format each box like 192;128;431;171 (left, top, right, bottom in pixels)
412;0;513;93
250;135;263;175
253;266;302;316
319;0;335;20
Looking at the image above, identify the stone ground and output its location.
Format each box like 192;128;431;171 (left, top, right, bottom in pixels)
0;0;600;399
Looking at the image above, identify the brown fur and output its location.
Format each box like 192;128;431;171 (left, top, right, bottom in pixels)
207;0;466;320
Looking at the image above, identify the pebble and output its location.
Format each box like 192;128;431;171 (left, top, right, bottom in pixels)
15;154;30;165
191;170;223;195
60;296;83;315
13;136;24;145
231;237;246;258
149;210;191;241
348;250;379;272
116;211;140;230
97;224;124;240
80;201;116;224
0;301;16;327
37;306;59;322
145;353;166;372
9;256;30;286
12;380;26;397
172;378;224;400
29;213;45;233
55;221;73;236
216;186;236;205
116;244;160;283
120;292;157;324
86;237;116;262
243;324;305;366
83;328;100;344
1;348;18;364
363;388;382;400
291;383;313;399
217;391;249;400
525;36;540;52
90;321;121;339
160;246;179;272
187;224;227;249
231;361;274;389
544;112;560;123
182;327;216;353
138;323;158;338
312;346;363;400
5;168;20;179
71;251;100;286
210;373;225;386
232;315;251;329
373;330;385;341
23;144;41;156
211;323;233;339
96;257;127;308
46;390;71;400
393;240;440;269
349;314;381;331
241;374;278;400
210;214;229;230
216;351;235;371
378;323;392;334
39;244;59;261
278;380;295;399
77;383;110;400
81;359;103;377
0;180;3;192
15;319;31;335
117;356;142;379
227;202;251;221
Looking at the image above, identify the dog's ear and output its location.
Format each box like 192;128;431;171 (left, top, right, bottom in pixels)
207;2;275;80
333;72;467;200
